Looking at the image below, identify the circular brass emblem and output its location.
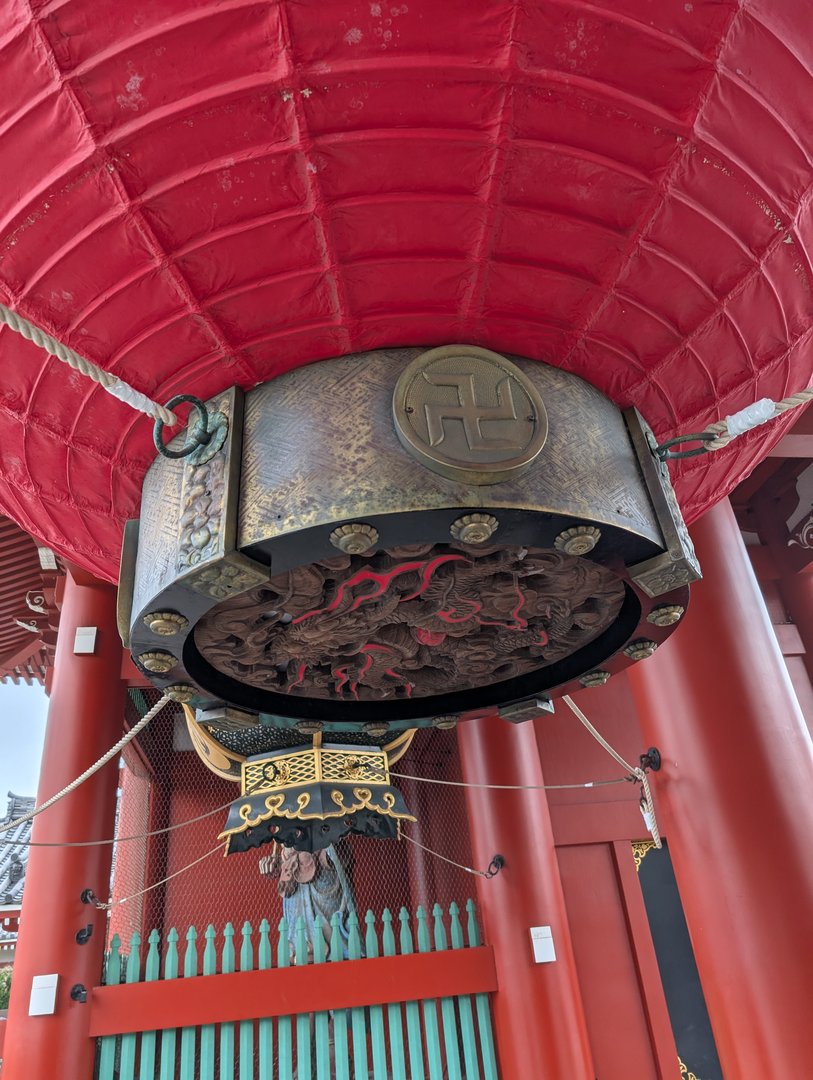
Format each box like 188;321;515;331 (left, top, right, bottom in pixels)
393;345;548;483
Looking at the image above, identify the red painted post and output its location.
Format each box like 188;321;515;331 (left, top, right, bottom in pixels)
457;717;595;1079
754;495;813;691
3;572;126;1080
628;499;813;1077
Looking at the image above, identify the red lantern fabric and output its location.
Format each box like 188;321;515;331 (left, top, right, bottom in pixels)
0;0;810;581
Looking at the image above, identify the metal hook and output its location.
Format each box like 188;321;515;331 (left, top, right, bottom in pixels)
75;924;93;945
639;747;662;772
485;854;505;878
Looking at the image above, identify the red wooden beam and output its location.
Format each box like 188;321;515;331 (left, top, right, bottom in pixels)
0;636;43;674
89;946;497;1037
611;841;680;1080
767;434;813;458
747;545;779;582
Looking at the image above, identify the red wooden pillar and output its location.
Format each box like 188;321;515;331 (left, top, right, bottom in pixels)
4;572;125;1080
786;567;813;687
457;717;595;1079
628;499;813;1077
753;495;813;690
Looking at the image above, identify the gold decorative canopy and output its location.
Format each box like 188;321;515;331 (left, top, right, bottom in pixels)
219;737;415;854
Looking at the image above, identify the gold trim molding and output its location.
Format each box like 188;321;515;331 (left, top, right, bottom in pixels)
678;1057;702;1080
632;840;656;872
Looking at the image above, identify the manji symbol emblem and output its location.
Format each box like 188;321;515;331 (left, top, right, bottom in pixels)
393;345;548;483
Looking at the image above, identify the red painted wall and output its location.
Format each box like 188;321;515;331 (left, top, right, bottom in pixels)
536;675;682;1078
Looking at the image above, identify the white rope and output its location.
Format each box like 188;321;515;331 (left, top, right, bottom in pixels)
563;695;662;848
638;769;661;849
0;796;235;848
0;693;171;835
401;831;490;878
701;386;812;451
562;695;636;773
0;302;178;426
94;842;225;910
384;767;632;791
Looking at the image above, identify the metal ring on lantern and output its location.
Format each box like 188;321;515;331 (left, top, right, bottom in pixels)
153;394;212;459
653;432;716;461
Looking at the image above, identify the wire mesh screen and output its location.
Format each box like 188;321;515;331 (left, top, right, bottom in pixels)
107;689;478;951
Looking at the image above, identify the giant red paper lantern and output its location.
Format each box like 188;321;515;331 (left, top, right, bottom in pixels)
0;0;810;581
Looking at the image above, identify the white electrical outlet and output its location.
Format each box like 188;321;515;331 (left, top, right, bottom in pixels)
73;626;97;654
29;973;59;1016
530;926;556;964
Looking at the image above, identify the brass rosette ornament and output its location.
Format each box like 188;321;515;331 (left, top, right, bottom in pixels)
120;345;699;769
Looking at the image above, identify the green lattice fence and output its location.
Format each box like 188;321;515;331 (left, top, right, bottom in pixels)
93;901;498;1079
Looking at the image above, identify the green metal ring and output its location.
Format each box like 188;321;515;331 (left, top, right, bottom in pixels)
653;432;716;461
153;395;212;460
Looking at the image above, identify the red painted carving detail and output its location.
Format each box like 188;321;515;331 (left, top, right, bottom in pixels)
196;545;624;702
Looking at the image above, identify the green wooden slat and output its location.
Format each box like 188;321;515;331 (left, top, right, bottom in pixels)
104;935;122;986
258;919;274;1080
119;933;141;1080
179;927;198;1080
417;907;443;1080
399;909;425;1080
295;917;313;1079
465;900;480;948
159;929;179;1080
312;917;331;1080
382;910;407;1080
466;902;498;1080
330;912;350;1080
199;926;217;1080
278;918;293;1080
95;900;495;1080
365;910;388;1079
449;904;480;1080
220;923;236;1080
474;995;499;1080
97;935;121;1080
347;912;370;1080
138;929;161;1080
239;922;255;1080
433;905;462;1080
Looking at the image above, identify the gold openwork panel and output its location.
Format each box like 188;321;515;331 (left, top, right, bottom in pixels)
241;745;390;796
242;749;318;794
321;749;389;784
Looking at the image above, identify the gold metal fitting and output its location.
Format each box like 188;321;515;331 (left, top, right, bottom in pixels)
647;604;685;627
363;721;390;737
554;525;601;556
450;513;499;545
624;639;658;661
579;670;611;688
296;719;324;736
143;610;188;636
165;683;197;703
432;715;458;730
137;651;177;674
329;523;379;555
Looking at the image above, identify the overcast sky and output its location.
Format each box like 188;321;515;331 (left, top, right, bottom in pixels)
0;682;48;809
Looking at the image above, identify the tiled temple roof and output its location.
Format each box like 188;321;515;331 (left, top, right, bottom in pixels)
0;792;33;908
